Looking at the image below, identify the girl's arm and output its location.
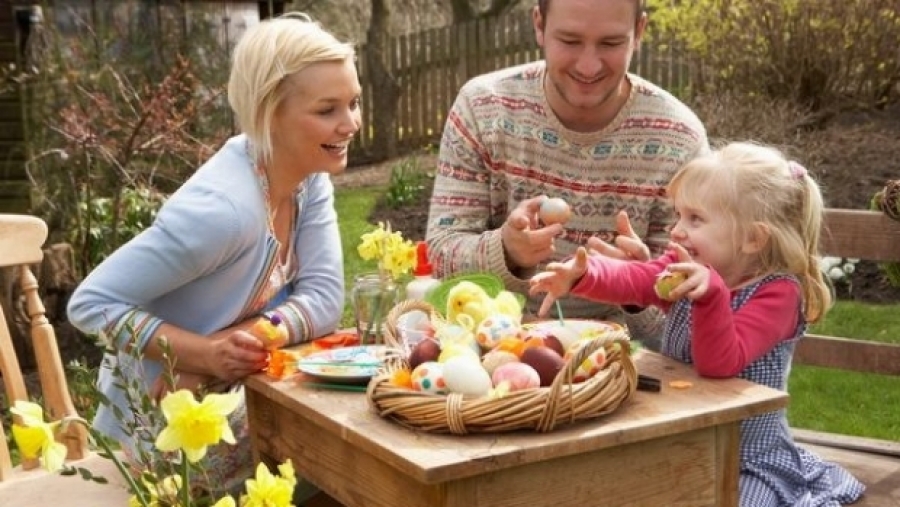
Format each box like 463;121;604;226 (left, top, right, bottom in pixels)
690;274;801;377
571;250;678;309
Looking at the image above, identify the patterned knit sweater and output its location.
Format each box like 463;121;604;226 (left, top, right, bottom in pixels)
425;61;708;346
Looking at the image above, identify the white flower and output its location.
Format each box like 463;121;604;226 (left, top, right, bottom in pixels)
820;256;842;272
827;266;845;281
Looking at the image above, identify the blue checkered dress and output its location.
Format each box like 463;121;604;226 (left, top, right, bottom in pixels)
661;274;865;506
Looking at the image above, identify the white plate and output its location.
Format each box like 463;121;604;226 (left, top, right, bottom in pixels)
297;345;391;384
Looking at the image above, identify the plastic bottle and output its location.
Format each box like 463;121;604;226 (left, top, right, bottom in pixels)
406;241;441;301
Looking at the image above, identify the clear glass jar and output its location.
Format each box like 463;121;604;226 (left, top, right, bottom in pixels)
351;272;399;345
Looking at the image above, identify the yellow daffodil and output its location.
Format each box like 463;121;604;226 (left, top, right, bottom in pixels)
240;460;297;507
9;400;67;472
154;389;240;463
128;474;183;507
357;222;416;279
211;497;237;507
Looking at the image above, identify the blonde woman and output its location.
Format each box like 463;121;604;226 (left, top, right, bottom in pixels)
68;13;360;498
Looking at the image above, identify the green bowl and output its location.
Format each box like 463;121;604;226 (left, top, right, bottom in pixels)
424;272;524;317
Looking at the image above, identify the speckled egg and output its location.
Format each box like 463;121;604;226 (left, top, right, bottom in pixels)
410;361;447;394
475;314;522;350
492;362;541;391
568;348;608;383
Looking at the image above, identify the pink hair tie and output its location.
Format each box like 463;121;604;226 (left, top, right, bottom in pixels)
788;161;807;180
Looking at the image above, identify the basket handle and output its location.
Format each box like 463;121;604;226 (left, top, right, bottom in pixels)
383;299;445;349
538;331;635;431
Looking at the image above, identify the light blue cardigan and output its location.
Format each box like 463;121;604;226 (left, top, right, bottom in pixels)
67;135;344;442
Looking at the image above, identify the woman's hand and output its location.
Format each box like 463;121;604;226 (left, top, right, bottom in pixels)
206;328;269;382
529;246;589;317
586;210;650;261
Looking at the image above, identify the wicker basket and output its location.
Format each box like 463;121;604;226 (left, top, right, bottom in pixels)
367;300;638;434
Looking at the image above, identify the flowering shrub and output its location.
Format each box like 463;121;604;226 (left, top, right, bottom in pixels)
9;393;296;507
820;256;859;285
8;338;297;507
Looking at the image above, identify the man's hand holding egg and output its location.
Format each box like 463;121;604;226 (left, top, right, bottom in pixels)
539;197;572;226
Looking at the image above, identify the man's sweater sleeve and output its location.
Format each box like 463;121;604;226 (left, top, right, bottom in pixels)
425;84;527;292
690;274;801;378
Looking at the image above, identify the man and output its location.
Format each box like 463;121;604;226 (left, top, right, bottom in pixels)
425;0;709;348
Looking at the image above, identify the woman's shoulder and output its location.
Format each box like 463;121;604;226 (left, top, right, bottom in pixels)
157;137;263;240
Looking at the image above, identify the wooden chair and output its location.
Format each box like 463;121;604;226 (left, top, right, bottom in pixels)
0;214;129;505
792;208;900;507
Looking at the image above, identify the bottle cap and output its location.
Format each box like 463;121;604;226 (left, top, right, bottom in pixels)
413;241;433;276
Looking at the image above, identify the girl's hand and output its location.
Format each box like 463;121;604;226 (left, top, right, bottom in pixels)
664;243;710;301
529;246;589;317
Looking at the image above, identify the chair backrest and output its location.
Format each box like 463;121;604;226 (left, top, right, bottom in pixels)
794;208;900;375
0;214;87;481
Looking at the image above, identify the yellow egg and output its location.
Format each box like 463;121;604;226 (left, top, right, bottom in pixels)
438;342;480;363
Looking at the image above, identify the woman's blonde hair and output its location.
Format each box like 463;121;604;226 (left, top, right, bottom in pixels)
668;142;832;323
227;13;355;165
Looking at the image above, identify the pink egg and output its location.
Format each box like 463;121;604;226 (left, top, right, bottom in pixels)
491;362;541;391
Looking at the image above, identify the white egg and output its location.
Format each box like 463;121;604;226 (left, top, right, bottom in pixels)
539;197;572;225
442;356;493;397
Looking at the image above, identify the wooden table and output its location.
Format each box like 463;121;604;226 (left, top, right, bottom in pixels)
245;350;788;507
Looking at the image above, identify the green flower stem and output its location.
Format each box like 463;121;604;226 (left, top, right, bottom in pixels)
65;417;150;507
180;456;190;507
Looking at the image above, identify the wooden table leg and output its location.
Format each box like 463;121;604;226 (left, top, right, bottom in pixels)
715;422;741;507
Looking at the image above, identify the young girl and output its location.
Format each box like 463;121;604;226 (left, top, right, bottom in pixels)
529;142;865;506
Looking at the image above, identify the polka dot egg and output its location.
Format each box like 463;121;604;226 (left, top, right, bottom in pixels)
410;361;447;394
475;314;522;350
570;348;608;383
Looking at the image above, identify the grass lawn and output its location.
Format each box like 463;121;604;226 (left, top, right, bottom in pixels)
337;185;900;440
789;303;900;440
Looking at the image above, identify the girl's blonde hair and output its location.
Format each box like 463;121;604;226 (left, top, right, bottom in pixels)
668;142;832;322
227;13;355;165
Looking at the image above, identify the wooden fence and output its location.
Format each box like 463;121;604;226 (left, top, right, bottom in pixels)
0;1;30;213
349;9;690;164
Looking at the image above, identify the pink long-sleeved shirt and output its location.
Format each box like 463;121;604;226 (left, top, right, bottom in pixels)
571;251;801;377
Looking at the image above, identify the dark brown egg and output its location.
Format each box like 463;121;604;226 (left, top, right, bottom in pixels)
409;338;441;370
520;346;565;387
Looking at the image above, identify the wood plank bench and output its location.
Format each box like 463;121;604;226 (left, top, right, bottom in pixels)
792;208;900;506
